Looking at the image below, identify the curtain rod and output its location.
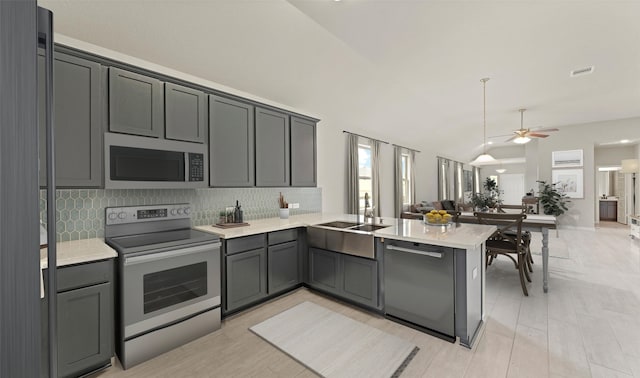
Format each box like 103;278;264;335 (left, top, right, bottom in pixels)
342;130;389;145
392;144;421;153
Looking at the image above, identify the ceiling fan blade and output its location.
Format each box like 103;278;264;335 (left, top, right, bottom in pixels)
505;134;518;142
529;133;549;138
533;127;559;132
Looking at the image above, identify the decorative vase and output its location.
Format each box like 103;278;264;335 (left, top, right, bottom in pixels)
279;208;289;219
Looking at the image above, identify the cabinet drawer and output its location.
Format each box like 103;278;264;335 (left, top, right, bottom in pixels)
226;234;265;255
268;228;298;246
57;260;113;292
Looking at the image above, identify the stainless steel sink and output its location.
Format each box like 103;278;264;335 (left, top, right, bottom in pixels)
315;221;363;229
307;221;390;259
350;224;390;232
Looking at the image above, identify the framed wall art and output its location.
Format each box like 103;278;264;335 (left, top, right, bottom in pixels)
552;149;583;168
552;169;583;198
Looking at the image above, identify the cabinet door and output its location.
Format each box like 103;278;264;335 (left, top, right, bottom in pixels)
290;117;317;187
38;52;103;187
308;248;341;295
57;282;112;378
209;95;255;187
109;67;163;138
226;248;267;312
268;241;299;294
165;82;206;143
341;255;378;308
255;107;290;187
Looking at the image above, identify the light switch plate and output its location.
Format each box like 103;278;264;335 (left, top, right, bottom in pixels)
472;267;478;279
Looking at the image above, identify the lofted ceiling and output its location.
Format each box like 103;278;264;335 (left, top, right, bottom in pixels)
39;0;640;161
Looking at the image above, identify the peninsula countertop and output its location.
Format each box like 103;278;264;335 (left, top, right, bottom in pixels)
195;213;497;250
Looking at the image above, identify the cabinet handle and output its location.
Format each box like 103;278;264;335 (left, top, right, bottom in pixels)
386;245;442;258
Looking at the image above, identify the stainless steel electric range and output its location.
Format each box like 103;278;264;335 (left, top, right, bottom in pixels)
105;203;221;369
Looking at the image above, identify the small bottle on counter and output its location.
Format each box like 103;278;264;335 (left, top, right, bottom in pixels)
234;200;243;223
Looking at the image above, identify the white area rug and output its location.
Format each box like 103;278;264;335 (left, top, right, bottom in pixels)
250;301;419;378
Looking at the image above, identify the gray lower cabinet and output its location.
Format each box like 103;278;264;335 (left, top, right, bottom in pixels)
109;67;164;138
308;248;378;309
255;107;290;187
225;248;268;312
41;260;114;378
38;52;103;187
165;82;207;143
209;95;255;187
268;240;299;294
290;117;317;187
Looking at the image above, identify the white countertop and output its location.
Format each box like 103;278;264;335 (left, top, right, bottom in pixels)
40;238;117;269
196;213;497;250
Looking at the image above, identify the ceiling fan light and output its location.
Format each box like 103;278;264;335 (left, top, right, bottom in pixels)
496;168;507;173
513;136;531;144
471;153;497;165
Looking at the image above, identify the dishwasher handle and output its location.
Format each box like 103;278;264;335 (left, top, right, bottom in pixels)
386;244;443;258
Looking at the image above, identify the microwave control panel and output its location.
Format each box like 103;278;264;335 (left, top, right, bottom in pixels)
189;153;204;182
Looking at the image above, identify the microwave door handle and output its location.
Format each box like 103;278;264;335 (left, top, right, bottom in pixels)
184;152;189;182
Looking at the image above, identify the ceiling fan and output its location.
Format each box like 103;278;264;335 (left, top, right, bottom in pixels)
506;109;558;144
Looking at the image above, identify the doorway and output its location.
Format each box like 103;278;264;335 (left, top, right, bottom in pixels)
499;173;525;206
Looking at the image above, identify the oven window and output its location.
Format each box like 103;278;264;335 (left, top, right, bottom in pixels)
110;146;184;181
143;262;207;314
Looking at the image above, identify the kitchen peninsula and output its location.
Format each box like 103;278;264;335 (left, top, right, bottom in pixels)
196;213;496;347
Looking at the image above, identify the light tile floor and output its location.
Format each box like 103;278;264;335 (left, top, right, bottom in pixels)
97;225;640;377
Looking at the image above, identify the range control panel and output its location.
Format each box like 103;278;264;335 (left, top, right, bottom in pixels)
105;203;192;225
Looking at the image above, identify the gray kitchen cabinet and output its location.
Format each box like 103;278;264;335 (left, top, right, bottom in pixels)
41;260;114;378
255;107;290;187
341;254;378;308
599;200;617;221
165;82;207;143
38;52;103;187
268;240;299;294
109;67;164;138
209;95;255;187
225;248;267;312
308;248;341;296
308;247;379;309
290;117;317;187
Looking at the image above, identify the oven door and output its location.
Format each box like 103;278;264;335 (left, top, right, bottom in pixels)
121;242;220;339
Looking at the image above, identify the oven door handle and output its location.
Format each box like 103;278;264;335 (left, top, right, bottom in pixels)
123;243;220;266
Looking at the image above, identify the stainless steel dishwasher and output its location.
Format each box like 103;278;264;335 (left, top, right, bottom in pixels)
383;240;455;342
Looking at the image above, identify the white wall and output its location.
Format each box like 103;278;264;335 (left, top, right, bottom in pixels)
483;117;640;228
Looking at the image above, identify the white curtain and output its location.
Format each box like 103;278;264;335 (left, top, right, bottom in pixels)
410;150;416;205
346;133;359;214
438;157;450;200
371;140;381;217
393;146;403;217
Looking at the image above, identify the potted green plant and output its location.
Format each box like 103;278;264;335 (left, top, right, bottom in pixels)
537;180;570;216
469;177;502;211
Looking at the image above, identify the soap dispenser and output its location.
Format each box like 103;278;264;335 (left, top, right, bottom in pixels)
234;200;243;223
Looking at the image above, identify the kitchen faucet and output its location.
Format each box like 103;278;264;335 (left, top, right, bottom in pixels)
364;192;374;223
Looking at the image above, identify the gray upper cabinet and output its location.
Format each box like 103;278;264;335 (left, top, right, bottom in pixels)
38;52;103;188
290;117;317;187
109;67;164;138
165;83;207;143
209;95;255;187
255;107;290;187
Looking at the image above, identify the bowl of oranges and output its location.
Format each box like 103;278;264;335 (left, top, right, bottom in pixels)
424;210;453;225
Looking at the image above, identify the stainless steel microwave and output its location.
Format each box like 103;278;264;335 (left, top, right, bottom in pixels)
105;132;208;189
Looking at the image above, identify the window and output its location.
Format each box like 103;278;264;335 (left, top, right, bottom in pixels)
401;153;411;205
358;144;372;211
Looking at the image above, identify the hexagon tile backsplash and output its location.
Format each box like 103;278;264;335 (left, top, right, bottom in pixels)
39;187;322;242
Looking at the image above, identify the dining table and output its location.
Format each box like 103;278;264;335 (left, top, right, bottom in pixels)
457;211;557;293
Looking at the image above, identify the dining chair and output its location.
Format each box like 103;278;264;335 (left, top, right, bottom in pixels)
474;212;531;296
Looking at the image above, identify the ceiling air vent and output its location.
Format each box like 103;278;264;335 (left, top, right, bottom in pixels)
570;66;594;77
